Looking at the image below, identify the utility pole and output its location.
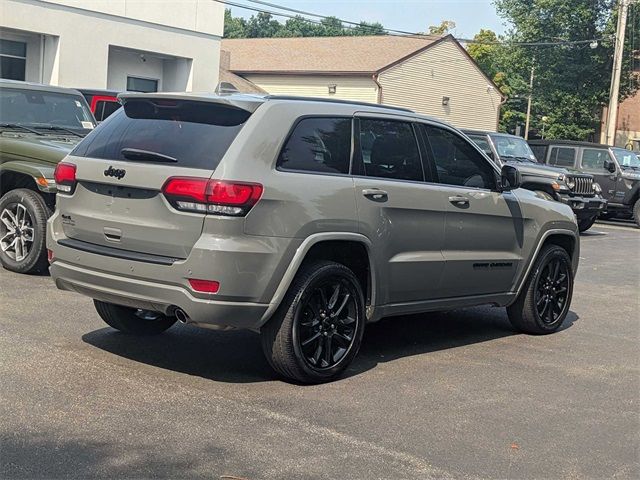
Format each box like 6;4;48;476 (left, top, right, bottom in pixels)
605;0;631;146
524;62;535;140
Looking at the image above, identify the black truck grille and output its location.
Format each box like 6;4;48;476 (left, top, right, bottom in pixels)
569;176;593;195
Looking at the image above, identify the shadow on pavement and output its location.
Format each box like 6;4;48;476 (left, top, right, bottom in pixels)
0;432;235;479
83;307;579;384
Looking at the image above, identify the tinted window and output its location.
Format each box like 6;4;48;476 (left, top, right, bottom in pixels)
549;147;576;167
424;125;496;189
127;77;158;93
277;117;351;174
581;149;609;172
73;99;249;170
359;119;423;181
0;40;26;81
529;145;547;163
467;135;495;160
95;100;121;121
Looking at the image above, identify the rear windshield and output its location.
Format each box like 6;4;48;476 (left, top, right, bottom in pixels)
72;99;250;169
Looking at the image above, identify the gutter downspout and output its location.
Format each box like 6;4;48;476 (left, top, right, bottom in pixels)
372;73;382;104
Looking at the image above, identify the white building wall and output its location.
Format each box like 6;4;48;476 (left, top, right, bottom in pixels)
106;48;165;91
1;0;223;91
378;38;503;131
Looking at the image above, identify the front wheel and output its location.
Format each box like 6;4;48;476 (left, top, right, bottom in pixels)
577;215;597;232
0;188;51;274
507;244;574;334
261;261;365;384
94;300;177;335
634;199;640;228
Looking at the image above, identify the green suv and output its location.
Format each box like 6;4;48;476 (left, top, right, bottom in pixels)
0;79;96;273
529;140;640;227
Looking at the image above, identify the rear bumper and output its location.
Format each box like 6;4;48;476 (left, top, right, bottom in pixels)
558;194;607;219
50;260;269;330
47;210;299;331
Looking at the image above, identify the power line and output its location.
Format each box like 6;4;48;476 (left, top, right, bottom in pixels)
217;0;614;47
244;0;420;36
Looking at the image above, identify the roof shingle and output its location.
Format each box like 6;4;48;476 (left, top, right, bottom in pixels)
221;35;444;74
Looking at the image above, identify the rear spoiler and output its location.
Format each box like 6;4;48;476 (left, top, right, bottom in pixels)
117;92;266;113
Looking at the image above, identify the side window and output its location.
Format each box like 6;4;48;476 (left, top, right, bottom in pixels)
529;145;546;163
581;149;609;172
358;119;423;181
467;135;495;161
423;125;496;189
549;147;576;167
96;100;121;121
277;117;352;174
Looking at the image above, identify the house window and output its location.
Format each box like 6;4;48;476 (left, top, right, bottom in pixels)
126;76;158;93
0;39;27;81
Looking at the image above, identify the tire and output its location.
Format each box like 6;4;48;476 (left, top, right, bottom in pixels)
0;188;51;274
507;244;574;335
577;215;597;232
634;199;640;228
94;300;177;335
534;190;555;202
261;260;366;384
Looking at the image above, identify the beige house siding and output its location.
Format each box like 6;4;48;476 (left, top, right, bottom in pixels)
378;39;503;131
243;74;379;103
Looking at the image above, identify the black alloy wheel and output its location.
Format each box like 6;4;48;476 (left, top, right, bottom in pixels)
294;277;359;370
507;244;574;335
534;256;570;326
261;260;365;384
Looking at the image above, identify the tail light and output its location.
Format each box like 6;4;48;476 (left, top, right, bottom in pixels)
188;278;220;293
54;162;77;194
162;177;263;216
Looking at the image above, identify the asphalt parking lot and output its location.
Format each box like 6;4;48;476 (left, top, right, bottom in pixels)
1;221;638;480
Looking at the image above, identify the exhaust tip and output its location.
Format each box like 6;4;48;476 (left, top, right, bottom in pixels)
174;308;189;324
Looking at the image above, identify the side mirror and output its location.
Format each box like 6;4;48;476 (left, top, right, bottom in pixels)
499;165;522;191
605;161;617;173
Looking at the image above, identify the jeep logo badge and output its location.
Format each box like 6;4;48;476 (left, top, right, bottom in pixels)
104;166;126;180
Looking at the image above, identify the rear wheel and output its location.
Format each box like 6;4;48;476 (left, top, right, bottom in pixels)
261;261;365;384
507;245;574;334
94;300;177;335
634;199;640;228
577;215;597;232
0;188;51;274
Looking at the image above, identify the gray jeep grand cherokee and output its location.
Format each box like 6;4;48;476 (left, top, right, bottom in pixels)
48;94;579;383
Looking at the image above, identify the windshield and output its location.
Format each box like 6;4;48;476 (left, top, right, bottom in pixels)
612;148;640;169
0;87;95;134
490;135;537;163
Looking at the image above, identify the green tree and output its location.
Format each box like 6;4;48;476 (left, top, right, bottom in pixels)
223;8;247;39
485;0;640;139
223;10;387;39
428;20;456;35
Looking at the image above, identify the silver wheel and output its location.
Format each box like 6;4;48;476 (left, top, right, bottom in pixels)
0;202;35;262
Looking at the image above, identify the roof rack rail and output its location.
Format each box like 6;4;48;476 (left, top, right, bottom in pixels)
264;95;414;113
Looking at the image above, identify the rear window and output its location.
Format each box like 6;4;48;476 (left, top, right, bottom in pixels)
72;99;250;170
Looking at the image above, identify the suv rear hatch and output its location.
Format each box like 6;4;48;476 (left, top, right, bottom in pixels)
56;95;259;260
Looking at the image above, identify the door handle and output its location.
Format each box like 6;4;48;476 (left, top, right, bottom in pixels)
448;195;470;206
362;189;388;201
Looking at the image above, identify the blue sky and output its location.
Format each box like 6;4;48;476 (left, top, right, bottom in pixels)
227;0;508;38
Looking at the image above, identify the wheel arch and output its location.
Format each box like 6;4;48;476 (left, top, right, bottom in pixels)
511;228;579;303
0;164;56;208
260;233;376;326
